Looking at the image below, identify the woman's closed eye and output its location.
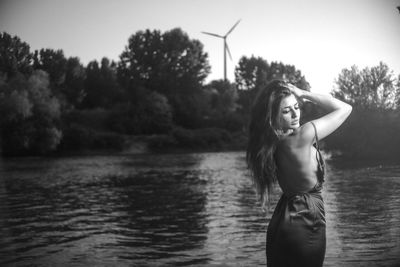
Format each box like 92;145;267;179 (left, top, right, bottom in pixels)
282;105;299;114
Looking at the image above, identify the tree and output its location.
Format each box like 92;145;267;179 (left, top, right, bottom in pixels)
234;56;310;114
117;28;211;127
235;56;310;91
108;88;173;135
333;62;399;110
235;56;269;92
161;28;210;94
0;32;33;78
63;57;86;107
204;79;238;115
118;28;210;96
0;70;62;155
83;58;121;108
117;29;162;91
396;74;400;107
201;79;245;131
326;63;400;159
33;49;87;108
33;48;67;87
138;90;173;134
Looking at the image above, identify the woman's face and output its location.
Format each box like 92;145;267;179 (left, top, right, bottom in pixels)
277;94;300;131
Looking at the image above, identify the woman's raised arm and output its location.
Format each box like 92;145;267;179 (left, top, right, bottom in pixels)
288;84;352;141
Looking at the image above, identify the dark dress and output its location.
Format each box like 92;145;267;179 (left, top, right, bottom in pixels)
266;122;326;267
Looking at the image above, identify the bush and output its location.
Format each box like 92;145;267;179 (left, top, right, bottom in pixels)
92;131;126;150
59;123;125;151
147;127;234;152
200;112;246;132
147;134;177;151
325;109;400;159
108;90;173;135
64;108;110;131
0;71;62;156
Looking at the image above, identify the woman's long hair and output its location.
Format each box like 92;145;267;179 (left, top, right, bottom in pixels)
246;80;291;208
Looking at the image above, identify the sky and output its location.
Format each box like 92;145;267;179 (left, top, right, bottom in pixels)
1;0;399;94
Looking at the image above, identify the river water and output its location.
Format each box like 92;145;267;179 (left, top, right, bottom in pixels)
0;152;399;266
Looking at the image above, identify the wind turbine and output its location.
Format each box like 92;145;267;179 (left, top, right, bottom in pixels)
202;19;241;81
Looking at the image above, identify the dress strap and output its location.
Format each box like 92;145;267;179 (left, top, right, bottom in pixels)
310;121;319;149
310;121;325;183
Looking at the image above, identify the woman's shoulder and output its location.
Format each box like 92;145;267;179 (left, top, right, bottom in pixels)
281;122;315;148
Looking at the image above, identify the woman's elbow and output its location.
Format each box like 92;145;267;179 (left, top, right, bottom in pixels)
346;103;352;112
344;103;352;117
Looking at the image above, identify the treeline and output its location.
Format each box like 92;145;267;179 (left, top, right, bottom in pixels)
1;30;400;159
0;30;308;156
326;63;400;159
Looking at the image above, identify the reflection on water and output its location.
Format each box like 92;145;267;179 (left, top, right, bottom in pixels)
0;152;399;266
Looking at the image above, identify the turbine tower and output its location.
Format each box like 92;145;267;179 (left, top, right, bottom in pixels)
202;19;241;81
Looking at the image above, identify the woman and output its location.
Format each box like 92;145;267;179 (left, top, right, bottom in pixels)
246;80;352;266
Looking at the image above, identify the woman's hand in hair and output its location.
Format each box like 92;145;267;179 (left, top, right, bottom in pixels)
287;83;305;101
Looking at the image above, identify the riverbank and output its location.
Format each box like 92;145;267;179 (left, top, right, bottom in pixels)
122;130;247;155
2;121;399;161
30;129;247;158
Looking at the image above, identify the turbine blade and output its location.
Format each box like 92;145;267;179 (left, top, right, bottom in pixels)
225;19;241;36
225;41;232;60
201;31;224;38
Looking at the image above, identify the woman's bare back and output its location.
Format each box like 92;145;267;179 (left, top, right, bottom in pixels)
275;139;320;195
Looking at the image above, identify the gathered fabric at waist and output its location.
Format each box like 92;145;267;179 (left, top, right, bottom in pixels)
282;180;323;199
278;181;325;230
